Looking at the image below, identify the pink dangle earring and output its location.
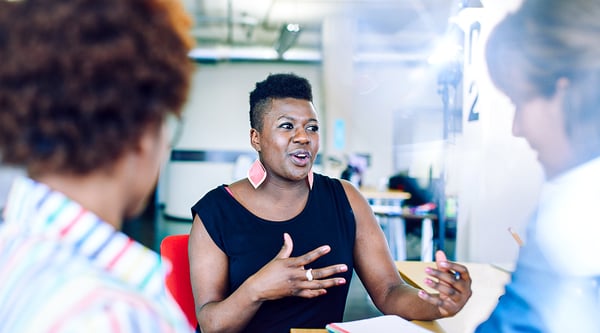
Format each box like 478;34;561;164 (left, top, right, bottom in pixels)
307;169;314;190
247;159;267;189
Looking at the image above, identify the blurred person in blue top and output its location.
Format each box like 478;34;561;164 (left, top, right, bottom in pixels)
189;73;473;333
0;0;195;331
477;0;600;332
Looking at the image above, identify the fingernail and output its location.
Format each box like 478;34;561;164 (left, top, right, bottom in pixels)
338;278;346;285
339;265;348;272
424;278;434;286
418;290;427;298
440;261;450;268
425;267;432;274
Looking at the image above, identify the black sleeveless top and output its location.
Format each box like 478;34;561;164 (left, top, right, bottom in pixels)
191;173;356;333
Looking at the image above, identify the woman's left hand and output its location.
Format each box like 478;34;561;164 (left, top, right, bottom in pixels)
417;250;472;317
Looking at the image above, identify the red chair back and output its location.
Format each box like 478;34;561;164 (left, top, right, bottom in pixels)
160;234;197;328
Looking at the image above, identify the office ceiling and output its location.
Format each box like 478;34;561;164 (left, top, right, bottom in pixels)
187;0;466;61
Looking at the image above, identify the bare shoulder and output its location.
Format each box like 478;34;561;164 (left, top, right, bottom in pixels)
227;178;247;191
225;179;252;199
337;179;374;221
338;178;367;203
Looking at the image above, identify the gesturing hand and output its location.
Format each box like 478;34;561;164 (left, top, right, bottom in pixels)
417;250;472;317
247;233;348;301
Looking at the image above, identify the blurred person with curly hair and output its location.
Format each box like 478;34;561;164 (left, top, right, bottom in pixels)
0;0;195;331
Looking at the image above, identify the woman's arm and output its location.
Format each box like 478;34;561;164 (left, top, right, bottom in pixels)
188;215;348;333
341;181;471;320
189;216;259;333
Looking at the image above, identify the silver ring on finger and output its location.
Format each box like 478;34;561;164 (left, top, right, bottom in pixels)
454;271;461;281
305;268;314;281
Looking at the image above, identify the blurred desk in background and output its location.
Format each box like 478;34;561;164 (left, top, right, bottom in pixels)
362;190;437;261
360;189;411;203
362;190;410;260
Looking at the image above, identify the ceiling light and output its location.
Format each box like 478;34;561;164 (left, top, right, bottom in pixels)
274;23;302;58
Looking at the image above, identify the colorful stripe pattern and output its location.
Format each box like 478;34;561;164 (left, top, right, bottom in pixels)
0;177;193;332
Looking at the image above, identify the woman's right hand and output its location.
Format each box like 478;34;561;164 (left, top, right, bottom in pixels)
246;233;348;301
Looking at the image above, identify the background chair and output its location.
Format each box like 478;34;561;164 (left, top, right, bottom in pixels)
160;234;197;328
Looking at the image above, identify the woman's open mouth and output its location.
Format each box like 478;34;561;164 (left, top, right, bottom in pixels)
290;151;311;166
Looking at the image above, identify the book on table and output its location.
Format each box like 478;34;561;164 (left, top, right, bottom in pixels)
326;315;431;333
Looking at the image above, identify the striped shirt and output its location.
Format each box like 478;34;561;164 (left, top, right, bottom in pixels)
0;177;193;332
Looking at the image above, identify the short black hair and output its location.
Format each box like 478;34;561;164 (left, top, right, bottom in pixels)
249;73;313;131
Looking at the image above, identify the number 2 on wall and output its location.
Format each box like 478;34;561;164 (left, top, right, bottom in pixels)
467;21;481;122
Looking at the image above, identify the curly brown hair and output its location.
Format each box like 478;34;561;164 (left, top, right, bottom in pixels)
0;0;194;176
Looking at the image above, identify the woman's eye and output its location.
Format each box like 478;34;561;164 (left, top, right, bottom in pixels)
279;123;293;129
307;125;319;132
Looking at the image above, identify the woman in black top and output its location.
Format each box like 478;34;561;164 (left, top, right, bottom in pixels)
189;73;472;333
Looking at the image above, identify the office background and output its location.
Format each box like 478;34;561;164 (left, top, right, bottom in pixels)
1;0;538;267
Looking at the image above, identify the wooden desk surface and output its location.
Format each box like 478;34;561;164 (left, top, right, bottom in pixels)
291;261;510;333
360;189;411;200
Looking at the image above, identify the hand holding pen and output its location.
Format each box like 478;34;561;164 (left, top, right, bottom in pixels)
417;250;472;317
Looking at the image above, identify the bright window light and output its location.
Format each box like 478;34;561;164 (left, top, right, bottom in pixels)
428;39;463;65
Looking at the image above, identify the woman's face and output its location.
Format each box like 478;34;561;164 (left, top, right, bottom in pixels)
251;97;319;183
510;83;575;179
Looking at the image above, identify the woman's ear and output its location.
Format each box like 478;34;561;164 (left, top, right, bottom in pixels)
250;128;261;152
554;77;570;113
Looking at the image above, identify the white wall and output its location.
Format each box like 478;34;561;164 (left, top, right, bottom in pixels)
175;63;323;151
454;3;543;265
351;63;444;186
